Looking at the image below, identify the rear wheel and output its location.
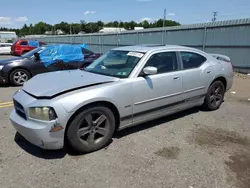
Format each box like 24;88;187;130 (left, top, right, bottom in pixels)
66;105;116;153
9;69;31;86
203;80;225;110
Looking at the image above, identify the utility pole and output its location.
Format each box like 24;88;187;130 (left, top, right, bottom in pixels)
212;12;218;22
70;23;72;35
163;8;166;28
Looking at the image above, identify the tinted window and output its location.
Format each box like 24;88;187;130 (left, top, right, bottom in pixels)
180;52;206;69
82;48;93;56
21;47;45;58
20;41;28;45
144;52;178;74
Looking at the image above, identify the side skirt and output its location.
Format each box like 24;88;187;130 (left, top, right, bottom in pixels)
118;95;204;131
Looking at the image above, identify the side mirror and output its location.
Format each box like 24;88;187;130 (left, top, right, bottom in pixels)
34;52;40;60
143;66;157;75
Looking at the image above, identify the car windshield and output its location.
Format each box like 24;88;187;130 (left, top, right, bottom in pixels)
21;47;45;58
84;50;144;78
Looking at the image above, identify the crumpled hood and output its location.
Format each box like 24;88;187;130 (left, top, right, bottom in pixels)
0;57;24;65
22;70;119;98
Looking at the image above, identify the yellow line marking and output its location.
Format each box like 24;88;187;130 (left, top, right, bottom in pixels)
0;102;13;105
0;104;14;108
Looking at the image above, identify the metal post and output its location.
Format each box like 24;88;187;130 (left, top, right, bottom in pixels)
165;31;168;44
99;35;101;53
101;34;104;54
137;32;139;44
162;8;166;44
90;34;92;50
116;31;119;46
202;26;207;51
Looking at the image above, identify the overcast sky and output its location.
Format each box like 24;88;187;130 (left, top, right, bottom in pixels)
1;0;250;28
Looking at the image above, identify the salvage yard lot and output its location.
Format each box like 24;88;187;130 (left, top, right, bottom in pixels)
0;55;250;188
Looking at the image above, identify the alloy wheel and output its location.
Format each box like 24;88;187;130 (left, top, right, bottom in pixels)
13;71;29;85
209;84;223;108
77;112;109;146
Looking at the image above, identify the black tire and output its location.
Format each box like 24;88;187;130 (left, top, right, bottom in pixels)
203;80;225;111
66;105;116;153
9;69;31;86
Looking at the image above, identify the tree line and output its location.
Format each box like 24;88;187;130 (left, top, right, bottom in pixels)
0;19;180;37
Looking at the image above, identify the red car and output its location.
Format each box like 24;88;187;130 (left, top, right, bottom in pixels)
11;39;47;56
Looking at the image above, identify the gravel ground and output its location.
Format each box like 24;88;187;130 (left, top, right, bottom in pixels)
0;55;249;188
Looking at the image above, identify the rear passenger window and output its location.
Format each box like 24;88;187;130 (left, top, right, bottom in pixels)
20;41;28;46
180;52;206;69
82;48;93;56
144;52;178;74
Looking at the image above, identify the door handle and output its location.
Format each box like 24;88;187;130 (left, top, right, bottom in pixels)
173;76;180;80
207;70;211;74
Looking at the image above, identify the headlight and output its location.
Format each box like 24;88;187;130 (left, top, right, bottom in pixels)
0;65;4;70
28;107;57;121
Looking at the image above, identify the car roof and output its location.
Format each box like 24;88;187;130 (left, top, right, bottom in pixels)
112;44;196;53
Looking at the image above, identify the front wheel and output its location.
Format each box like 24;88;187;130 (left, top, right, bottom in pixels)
203;80;225;111
66;105;116;153
9;69;31;86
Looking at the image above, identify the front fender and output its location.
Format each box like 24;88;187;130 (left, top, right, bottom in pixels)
58;81;133;119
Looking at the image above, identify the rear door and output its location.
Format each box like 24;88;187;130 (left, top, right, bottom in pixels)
3;44;11;54
0;44;3;54
0;44;11;54
178;51;213;100
19;40;29;54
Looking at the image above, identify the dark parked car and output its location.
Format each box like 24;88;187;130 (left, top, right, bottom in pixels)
0;46;101;86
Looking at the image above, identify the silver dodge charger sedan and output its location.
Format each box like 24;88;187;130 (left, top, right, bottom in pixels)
10;45;233;153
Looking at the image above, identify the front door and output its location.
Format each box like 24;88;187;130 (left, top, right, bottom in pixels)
132;51;183;124
26;59;51;76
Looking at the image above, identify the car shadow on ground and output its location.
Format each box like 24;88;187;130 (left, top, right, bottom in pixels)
0;84;9;88
0;84;18;88
14;107;200;159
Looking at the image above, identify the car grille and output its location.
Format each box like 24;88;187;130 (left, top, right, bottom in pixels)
13;99;27;120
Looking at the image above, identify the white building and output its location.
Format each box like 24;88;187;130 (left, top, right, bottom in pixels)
24;35;47;39
0;31;17;43
45;29;65;35
99;27;127;33
134;27;144;30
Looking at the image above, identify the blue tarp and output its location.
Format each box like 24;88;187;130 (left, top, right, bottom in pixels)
80;43;88;50
39;44;86;67
28;40;39;47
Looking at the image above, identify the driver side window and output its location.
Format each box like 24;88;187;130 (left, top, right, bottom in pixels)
82;48;94;57
144;52;178;74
